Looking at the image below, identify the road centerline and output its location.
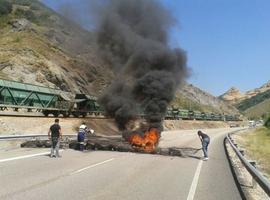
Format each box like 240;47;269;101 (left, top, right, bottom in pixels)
70;158;116;175
186;160;203;200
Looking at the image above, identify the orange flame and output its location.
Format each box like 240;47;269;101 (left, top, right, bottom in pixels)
128;128;160;153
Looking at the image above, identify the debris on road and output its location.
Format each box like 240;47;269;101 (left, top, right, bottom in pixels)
20;135;202;158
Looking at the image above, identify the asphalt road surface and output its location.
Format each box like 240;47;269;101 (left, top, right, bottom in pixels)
0;128;243;200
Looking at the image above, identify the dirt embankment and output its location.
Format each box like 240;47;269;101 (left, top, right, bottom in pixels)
0;117;118;136
0;116;241;136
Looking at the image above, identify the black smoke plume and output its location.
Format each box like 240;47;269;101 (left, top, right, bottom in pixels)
96;0;188;131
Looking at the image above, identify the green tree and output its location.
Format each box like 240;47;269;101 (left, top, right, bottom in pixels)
264;116;270;129
14;8;37;23
0;0;12;16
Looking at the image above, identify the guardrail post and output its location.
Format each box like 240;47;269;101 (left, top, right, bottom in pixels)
239;149;245;156
249;161;257;188
250;161;256;168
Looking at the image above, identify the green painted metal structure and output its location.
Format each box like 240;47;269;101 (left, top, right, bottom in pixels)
74;94;103;116
164;107;239;121
0;79;69;110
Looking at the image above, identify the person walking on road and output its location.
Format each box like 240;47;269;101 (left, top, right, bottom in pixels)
48;118;62;158
197;130;210;161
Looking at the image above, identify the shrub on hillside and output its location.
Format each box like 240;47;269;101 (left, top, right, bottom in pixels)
14;8;37;23
264;116;270;129
0;0;12;16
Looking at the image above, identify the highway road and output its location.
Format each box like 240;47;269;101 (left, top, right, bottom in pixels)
0;128;243;200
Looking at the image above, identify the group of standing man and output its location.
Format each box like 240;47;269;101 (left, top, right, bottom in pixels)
47;119;210;160
48;119;94;158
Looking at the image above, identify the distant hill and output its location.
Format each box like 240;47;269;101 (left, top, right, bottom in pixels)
219;87;245;104
0;0;237;115
220;81;270;105
236;89;270;119
220;81;270;118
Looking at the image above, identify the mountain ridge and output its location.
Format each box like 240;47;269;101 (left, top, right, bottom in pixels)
220;80;270;104
220;81;270;118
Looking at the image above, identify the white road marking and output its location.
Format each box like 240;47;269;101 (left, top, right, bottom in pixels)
0;150;63;163
70;158;115;175
186;160;203;200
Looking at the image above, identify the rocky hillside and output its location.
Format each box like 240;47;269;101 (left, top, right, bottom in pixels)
0;0;237;115
219;87;245;104
173;84;239;114
237;88;270;111
220;81;270;118
220;81;270;105
0;0;113;95
245;81;270;98
236;88;270;119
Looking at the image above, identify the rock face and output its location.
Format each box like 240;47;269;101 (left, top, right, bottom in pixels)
9;18;32;32
220;81;270;105
219;87;245;104
245;81;270;99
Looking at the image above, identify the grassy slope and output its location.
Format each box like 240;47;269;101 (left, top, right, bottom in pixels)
244;99;270;119
238;127;270;177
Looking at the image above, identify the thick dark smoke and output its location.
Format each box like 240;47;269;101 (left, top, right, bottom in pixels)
96;0;188;131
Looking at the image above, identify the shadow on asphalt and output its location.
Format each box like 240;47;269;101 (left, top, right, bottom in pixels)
166;147;203;159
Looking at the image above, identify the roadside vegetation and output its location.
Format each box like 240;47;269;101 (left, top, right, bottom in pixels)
238;127;270;177
0;0;12;16
0;0;12;27
264;116;270;128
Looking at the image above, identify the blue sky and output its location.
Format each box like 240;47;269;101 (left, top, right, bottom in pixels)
43;0;270;96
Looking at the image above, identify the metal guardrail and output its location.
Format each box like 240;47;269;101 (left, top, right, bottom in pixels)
226;131;270;196
0;134;76;140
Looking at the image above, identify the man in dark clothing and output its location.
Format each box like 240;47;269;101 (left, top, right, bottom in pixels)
48;119;62;157
197;130;210;161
